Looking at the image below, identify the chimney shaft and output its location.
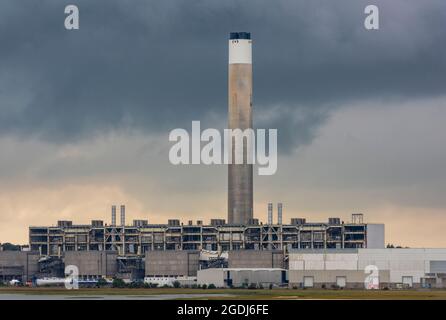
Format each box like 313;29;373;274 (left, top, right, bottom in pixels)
111;205;116;226
120;205;125;226
277;203;283;225
268;203;273;225
228;32;253;225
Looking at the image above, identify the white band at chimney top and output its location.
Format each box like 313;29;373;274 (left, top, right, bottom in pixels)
229;39;252;64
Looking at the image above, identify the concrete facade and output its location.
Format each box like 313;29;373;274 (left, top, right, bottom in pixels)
198;268;285;288
197;268;226;287
64;251;117;277
228;250;284;269
145;251;200;277
289;249;446;289
289;270;391;289
0;251;39;282
366;224;385;249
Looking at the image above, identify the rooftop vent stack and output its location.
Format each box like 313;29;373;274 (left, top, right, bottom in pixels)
248;218;259;225
210;219;226;226
168;219;181;227
57;220;72;228
133;220;148;227
120;205;125;226
92;220;104;227
352;213;364;224
111;205;116;226
268;203;273;225
291;218;306;225
277;203;283;225
328;217;341;225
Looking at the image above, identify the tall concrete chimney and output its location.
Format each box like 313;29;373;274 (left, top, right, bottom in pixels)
228;32;253;225
111;205;116;226
120;205;125;226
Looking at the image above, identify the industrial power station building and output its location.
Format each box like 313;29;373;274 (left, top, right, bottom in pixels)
2;207;446;289
28;211;384;257
13;210;387;285
3;32;446;290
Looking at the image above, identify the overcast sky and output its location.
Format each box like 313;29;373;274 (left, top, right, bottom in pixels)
1;0;446;246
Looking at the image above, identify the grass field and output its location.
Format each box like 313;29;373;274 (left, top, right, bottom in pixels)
1;287;446;299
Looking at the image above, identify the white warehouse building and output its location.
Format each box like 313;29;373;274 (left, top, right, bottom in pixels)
197;268;286;288
289;249;446;289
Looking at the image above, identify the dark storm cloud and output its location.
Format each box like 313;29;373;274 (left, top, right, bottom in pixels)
1;0;445;151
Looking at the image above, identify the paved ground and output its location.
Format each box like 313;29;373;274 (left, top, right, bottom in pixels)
2;288;446;299
0;293;230;300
